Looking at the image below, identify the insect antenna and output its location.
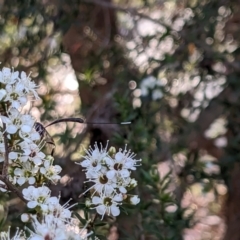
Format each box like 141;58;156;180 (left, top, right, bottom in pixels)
44;117;131;128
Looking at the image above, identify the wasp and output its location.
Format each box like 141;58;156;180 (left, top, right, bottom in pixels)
34;117;131;156
34;118;85;156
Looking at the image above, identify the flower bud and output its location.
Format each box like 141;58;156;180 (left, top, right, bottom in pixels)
108;146;116;157
130;195;140;205
21;213;30;222
85;198;92;207
127;178;138;191
45;155;54;162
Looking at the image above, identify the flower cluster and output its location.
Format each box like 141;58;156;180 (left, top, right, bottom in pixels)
0;216;92;240
0;67;89;239
21;186;90;240
140;75;164;100
28;214;92;240
0;66;141;239
0;68;61;187
79;143;141;219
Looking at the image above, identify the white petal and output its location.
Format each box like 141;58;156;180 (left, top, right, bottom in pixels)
115;152;124;162
23;149;31;155
106;170;115;179
21;71;27;79
11;101;20;109
19;96;27;105
121;169;130;178
47;196;59;205
54;165;62;172
30;132;41;140
21;124;32;133
38;152;46;158
14;168;22;175
0;116;10;123
81;160;90;167
27;201;38;208
9;152;18;160
113;194;123;202
96;205;106;215
17;177;26;185
7;125;17;134
119;186;127;194
28;177;36;184
61;209;71;218
92;149;100;159
40;204;48;212
105;186;114;195
33;157;42;165
92;196;102;205
40;167;46;174
110;205;120;216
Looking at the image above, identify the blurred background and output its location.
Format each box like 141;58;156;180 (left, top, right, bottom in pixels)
1;0;240;239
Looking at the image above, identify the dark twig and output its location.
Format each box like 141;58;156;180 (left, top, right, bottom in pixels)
2;123;9;176
0;175;27;203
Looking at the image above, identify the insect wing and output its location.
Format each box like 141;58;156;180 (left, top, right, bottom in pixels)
34;122;55;156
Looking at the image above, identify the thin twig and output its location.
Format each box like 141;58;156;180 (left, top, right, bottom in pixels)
83;0;169;28
2;123;9;176
0;175;27;203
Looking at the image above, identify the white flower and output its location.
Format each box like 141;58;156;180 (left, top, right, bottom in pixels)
78;143;109;178
4;83;27;109
19;71;39;99
0;67;19;84
22;186;51;209
19;142;46;165
92;193;123;219
84;172;116;196
1;110;35;135
19;128;41;142
45;197;73;221
81;142;141;218
40;158;61;184
13;162;39;185
106;146;141;180
28;214;66;240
